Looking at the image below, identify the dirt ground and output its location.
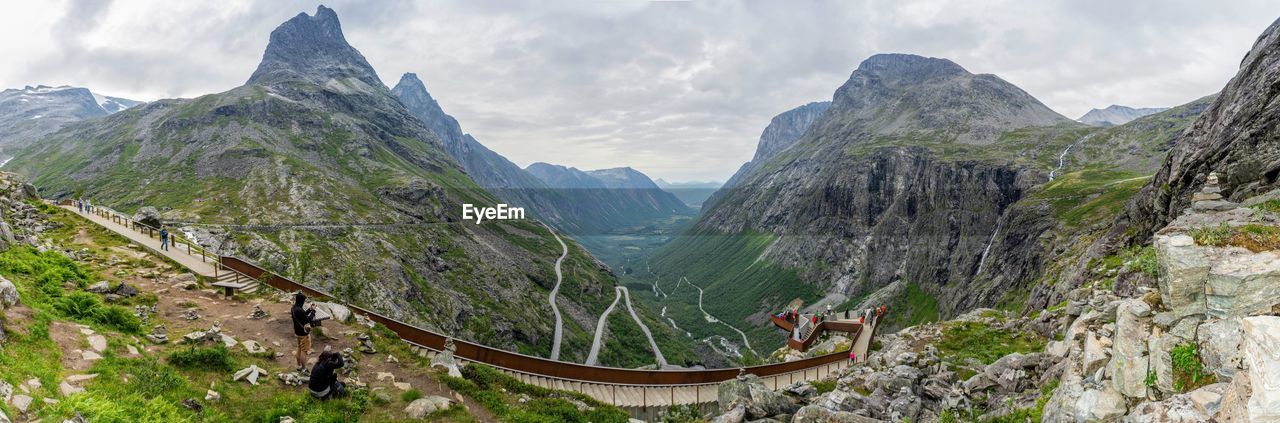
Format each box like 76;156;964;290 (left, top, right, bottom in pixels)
47;226;499;421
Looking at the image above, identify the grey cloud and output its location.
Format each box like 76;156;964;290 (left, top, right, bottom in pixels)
2;1;1278;181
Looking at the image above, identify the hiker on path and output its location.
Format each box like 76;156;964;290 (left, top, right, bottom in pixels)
291;292;319;372
77;200;83;213
849;350;857;364
309;350;347;400
159;226;170;251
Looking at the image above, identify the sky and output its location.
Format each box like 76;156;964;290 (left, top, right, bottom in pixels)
2;1;1278;182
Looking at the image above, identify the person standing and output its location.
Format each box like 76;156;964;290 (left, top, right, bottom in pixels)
849;350;857;365
159;226;170;251
291;292;318;373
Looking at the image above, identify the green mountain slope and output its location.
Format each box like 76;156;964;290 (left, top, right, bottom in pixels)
2;6;691;366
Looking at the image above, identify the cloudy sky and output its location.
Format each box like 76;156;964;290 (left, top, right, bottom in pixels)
2;1;1278;182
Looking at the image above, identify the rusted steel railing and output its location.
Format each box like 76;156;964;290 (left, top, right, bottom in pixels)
221;255;885;386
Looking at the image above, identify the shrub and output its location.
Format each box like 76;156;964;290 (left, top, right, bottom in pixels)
1121;246;1159;278
937;321;1046;365
54;292;142;334
1191;223;1280;252
167;345;236;371
811;380;837;395
1170;343;1215;391
400;389;422;403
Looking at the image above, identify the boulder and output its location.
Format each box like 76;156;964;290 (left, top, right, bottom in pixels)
1110;299;1152;398
783;381;817;398
1154;235;1210;316
1198;318;1245;380
430;350;463;378
0;276;17;308
314;302;352;323
10;394;31;413
1205;250;1280;318
1148;329;1176;395
404;396;452;419
86;281;110;294
1082;332;1109;375
816;389;866;412
708;404;745;423
1073;386;1126;422
1244;317;1280;422
132;207;163;228
791;404;879;423
716;374;798;419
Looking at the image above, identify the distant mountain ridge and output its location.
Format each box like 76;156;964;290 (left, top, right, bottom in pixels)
525;162;693;220
391;73;695;235
1077;105;1170;126
0;85;141;152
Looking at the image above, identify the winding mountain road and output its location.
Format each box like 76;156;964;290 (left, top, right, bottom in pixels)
585;287;624;366
545;224;568;361
620;287;667;367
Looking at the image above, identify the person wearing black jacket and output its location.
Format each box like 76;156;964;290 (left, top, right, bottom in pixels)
291;292;317;372
308;351;346;400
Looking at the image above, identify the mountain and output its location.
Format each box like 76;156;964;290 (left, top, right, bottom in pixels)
645;53;1210;351
655;179;723;208
1111;19;1280;247
720;101;831;193
1;6;692;366
391;72;695;238
0;85;141;152
389;73;568;223
1077;105;1169;126
525;163;694;221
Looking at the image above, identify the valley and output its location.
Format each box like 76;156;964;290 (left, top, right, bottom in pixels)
1;2;1279;423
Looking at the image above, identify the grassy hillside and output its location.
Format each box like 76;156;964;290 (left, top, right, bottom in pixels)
0;202;637;422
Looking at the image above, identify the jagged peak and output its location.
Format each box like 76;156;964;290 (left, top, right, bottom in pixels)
246;5;382;88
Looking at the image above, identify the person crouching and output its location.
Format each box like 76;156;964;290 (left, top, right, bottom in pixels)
309;350;347;400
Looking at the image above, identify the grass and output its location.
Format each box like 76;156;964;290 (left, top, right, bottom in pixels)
647;230;823;356
936;320;1047;368
1191;223;1280;252
400;389;423;403
166;345;236;372
811;380;837;395
880;282;941;330
437;364;630;423
1170;343;1215;392
1251;199;1280;214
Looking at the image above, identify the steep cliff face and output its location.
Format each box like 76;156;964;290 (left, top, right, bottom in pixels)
651;54;1214;349
720;101;830;192
1120;18;1280;242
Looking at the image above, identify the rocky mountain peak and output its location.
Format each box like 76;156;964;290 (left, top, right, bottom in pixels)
246;5;382;88
824;53;1070;144
391;72;466;155
752;101;831;163
854;53;969;85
